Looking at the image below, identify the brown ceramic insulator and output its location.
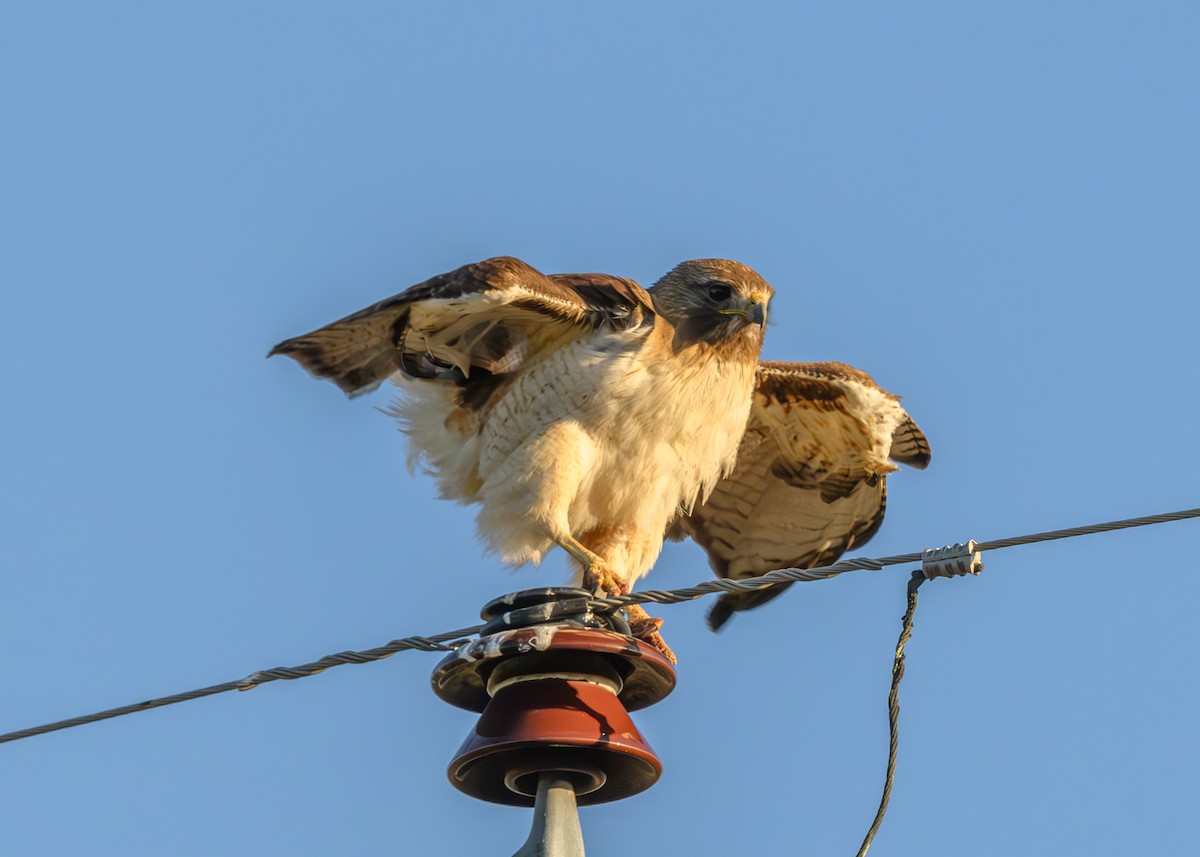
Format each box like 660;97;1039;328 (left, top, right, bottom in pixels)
448;676;663;806
433;624;677;807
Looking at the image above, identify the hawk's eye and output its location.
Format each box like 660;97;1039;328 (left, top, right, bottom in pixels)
707;283;732;302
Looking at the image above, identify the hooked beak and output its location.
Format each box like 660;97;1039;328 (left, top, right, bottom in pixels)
718;297;767;328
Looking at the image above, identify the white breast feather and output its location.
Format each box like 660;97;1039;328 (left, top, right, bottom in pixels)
392;327;757;585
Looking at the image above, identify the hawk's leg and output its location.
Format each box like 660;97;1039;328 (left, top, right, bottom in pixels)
558;535;677;665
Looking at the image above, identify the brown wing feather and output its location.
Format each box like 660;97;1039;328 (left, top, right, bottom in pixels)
676;361;930;630
890;415;932;469
269;256;654;397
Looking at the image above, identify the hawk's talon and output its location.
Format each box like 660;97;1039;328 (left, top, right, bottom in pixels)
626;604;676;664
634;624;677;665
574;551;677;663
627;615;664;637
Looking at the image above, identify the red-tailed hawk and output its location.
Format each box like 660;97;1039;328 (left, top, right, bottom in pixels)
271;257;928;659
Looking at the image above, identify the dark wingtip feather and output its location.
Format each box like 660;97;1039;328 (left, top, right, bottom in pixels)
266;340;292;359
267;323;400;397
706;598;736;632
705;581;796;632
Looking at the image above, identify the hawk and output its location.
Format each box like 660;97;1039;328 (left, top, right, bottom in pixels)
271;257;928;659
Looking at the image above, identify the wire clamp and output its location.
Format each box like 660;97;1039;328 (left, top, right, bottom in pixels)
921;540;984;579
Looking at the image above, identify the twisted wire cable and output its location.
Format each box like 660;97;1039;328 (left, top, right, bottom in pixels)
2;507;1197;746
0;627;481;744
587;507;1200;613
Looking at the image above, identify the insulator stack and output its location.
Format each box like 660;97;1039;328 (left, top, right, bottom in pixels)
431;587;676;854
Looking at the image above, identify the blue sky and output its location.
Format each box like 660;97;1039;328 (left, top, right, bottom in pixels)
3;3;1198;855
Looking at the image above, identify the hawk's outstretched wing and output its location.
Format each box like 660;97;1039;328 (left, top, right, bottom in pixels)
270;256;654;397
673;361;931;630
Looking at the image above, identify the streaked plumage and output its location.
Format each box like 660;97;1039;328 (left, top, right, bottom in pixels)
670;361;930;629
271;255;928;651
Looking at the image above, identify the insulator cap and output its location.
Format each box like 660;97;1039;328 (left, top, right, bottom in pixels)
432;625;676;713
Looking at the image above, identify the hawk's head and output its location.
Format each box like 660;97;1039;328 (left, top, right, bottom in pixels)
649;259;774;353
